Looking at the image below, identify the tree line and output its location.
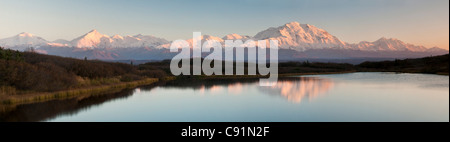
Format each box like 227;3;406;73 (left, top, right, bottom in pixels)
0;47;168;95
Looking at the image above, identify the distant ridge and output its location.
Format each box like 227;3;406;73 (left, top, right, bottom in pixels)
0;22;447;60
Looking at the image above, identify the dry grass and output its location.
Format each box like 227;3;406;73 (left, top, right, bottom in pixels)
1;78;158;105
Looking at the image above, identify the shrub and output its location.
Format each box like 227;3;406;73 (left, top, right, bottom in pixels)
140;69;167;79
120;74;143;82
0;86;16;96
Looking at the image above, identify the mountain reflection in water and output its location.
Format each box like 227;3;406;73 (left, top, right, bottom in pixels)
260;78;334;103
186;78;334;103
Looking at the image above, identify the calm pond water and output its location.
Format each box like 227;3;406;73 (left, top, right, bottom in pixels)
0;72;448;122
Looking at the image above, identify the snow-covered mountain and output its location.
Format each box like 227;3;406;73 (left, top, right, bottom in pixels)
0;32;49;48
349;37;428;52
222;34;251;41
132;34;169;47
70;30;169;48
253;22;347;51
70;30;113;48
158;35;225;49
157;22;445;53
47;39;71;47
0;30;169;49
0;22;447;60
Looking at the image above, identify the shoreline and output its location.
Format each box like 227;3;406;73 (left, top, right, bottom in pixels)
2;72;355;106
182;71;357;80
1;71;447;106
0;78;159;105
177;70;447;80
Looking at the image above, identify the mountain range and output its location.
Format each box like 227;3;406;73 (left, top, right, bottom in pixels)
0;22;447;61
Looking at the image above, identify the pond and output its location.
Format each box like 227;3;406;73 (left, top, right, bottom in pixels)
0;72;448;122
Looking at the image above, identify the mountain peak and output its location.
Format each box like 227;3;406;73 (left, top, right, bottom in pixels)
191;35;224;43
68;31;169;48
283;22;305;30
0;32;48;47
134;34;144;37
351;37;430;52
112;34;123;39
283;22;317;30
285;21;301;27
253;22;346;50
376;37;401;42
80;29;107;38
83;29;105;36
222;33;250;40
89;29;98;33
70;30;111;48
426;46;448;52
18;32;33;37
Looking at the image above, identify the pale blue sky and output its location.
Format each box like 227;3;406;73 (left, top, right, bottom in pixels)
0;0;448;49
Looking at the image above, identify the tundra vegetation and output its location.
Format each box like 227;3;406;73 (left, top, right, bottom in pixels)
0;47;166;102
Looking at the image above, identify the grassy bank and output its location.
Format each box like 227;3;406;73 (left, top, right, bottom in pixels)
0;78;158;105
